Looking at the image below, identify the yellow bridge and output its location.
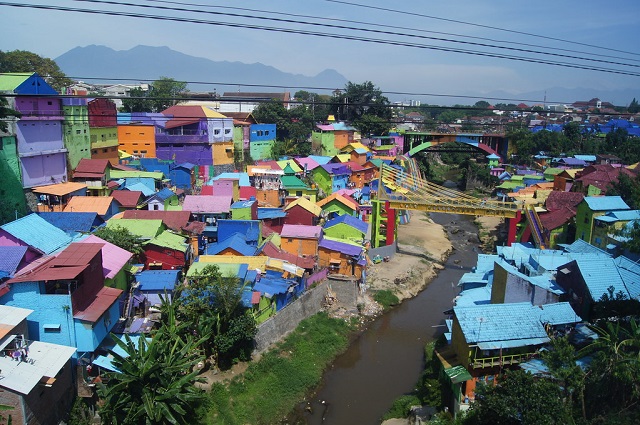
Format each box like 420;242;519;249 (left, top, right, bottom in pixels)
377;161;519;219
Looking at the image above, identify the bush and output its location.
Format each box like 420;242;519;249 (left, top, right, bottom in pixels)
373;289;400;311
382;395;421;420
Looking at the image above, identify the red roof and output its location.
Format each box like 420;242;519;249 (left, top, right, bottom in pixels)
111;190;143;208
51;243;103;267
260;241;315;269
539;207;576;231
182;221;206;235
544;191;584;212
73;286;123;323
575;165;635;193
122;210;191;233
251;291;261;305
74;158;109;175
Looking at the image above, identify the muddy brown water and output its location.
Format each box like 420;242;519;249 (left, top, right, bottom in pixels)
285;212;483;424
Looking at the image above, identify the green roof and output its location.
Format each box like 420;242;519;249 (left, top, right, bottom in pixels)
145;230;188;252
110;170;164;180
0;73;31;92
444;365;472;384
106;219;164;239
186;262;240;277
277;160;302;174
280;175;309;190
496;181;524;189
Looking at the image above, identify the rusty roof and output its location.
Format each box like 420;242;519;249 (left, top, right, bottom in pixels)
73;286;123;323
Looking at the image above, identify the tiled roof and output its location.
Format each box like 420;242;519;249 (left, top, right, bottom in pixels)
106;219;164;239
121;210;191;232
0;246;28;276
136;270;181;291
111;190;143;208
182;195;233;214
454;302;550;347
323;214;369;234
64;196;114;215
1;214;72;254
284;197;322;216
583;196;630;211
78;235;133;279
37;212;104;233
544;191;584;212
280;224;322;239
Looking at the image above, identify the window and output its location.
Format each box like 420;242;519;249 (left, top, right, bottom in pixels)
76;129;81;134
47;101;52;105
44;324;61;333
214;129;221;135
103;148;108;153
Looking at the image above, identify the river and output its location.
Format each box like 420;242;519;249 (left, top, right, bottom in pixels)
286;212;483;424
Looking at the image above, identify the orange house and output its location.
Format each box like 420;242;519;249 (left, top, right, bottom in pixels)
118;124;156;158
279;224;322;258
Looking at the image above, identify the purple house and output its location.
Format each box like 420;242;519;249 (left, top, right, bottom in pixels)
156;105;234;166
1;73;68;188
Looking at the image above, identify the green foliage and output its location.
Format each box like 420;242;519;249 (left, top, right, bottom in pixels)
331;81;392;135
93;225;143;256
606;172;640;210
121;87;153;113
0;98;21;133
373;289;400;310
463;370;571;425
67;398;93;425
252;101;314;154
382;395;421;420
628;98;640;114
97;314;207;425
207;312;353;424
150;77;188;112
0;49;72;92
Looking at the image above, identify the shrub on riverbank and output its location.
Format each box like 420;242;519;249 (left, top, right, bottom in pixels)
207;312;356;424
374;289;400;311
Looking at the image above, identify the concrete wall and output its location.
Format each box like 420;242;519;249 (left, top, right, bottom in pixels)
253;276;358;353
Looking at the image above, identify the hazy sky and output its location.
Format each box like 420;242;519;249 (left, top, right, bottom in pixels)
2;0;640;105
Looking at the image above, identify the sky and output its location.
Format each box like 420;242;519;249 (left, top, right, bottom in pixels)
2;0;640;106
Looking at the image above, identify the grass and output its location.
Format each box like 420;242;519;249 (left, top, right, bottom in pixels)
373;289;400;311
206;312;356;425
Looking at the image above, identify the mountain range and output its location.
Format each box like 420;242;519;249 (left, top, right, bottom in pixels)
55;45;349;95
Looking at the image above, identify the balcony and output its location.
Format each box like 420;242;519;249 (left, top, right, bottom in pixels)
155;133;209;145
471;351;536;369
18;110;65;121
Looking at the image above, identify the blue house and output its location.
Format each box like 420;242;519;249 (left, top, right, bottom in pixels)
217;219;261;246
134;269;181;306
205;233;257;256
1;242;123;357
169;162;195;189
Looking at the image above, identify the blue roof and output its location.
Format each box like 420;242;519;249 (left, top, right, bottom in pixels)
614;256;640;299
454;285;492;307
454;302;550;346
308;155;332;165
574;258;629;300
318;238;363;256
253;276;291;296
205;233;256;256
1;214;72;254
595;210;640;223
320;163;350;175
583;196;630;211
257;208;287;220
136;270;180;291
573;155;596;162
231;200;257;209
0;246;28;276
150;188;176;201
38;212;104;233
559;239;612;256
124;182;155;197
323;214;369;234
175;162;195;170
210;172;250;186
537;302;582;325
93;335;148;373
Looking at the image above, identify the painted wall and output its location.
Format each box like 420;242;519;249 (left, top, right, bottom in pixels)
318;248;363;278
249;124;276;142
20;152;68;188
118;124;157;158
156;144;213;166
280;237;318;257
144;245;186;270
0;136;27;221
321;200;356;219
213;140;235;166
90;126;119;164
74;300;121;353
284;205;317;226
62;98;91;169
249;140;275;161
16;119;64;153
323;224;366;243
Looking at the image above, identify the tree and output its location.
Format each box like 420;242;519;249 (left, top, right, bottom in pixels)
606;172;640;210
331;81;392;136
93;225;143;258
98;317;206;425
464;370;571;425
121;87;153;113
0;50;72;93
541;336;586;419
0;97;21;132
150;77;188;112
628;98;640;114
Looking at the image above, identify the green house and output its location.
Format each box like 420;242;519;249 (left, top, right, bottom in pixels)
316;193;358;219
322;214;368;243
281;164;317;202
575;196;630;244
0;136;27;222
62;99;91;169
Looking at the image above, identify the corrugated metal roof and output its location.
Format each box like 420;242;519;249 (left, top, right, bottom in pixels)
575;258;628;300
324;214;368;234
111;190;143;208
64;196;114;215
285;197;322;216
31;182;88;196
1;214;72;255
583;196;630;211
316;193;358;210
38;212;104;233
0;72;32;91
210;172;251;186
73;286;122;323
121;210;190;232
280;175;309;189
257;208;287;220
79;235;133;279
454;302;550;345
537;302;581;325
183;195;233;213
74;158;109;174
136;270;180;291
106;218;164;239
319;237;363;256
280;224;322;239
205;233;256;256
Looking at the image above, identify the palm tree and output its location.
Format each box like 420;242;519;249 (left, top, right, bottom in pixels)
98;319;206;424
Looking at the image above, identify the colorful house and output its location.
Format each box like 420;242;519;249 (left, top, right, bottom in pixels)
143;230;191;270
111;190;143;211
0;73;68;188
257;207;287;236
249;124;276;160
284;196;322;226
0;213;72;263
280;224;322;257
312;122;357;157
62;97;91;169
316;192;359;219
134;269;181;306
322;214;368;244
31;182;88;213
318;236;366;278
0;135;27;220
205;233;257;256
217;219;262;247
248;166;283;207
182;195;233;242
231;199;258;220
78;234;133;290
158;105;234;169
312;163;351;196
575;196;630;244
145;188;179;211
88;99;119;165
0;305;76;425
117;122;158;159
106;218;165;241
281;168;318;203
72;158;112;196
2;243;123;356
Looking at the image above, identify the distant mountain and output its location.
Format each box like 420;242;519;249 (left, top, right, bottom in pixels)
55;45;349;94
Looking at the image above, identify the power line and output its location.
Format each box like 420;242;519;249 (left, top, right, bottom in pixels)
2;2;640;77
323;0;640;58
75;0;640;67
